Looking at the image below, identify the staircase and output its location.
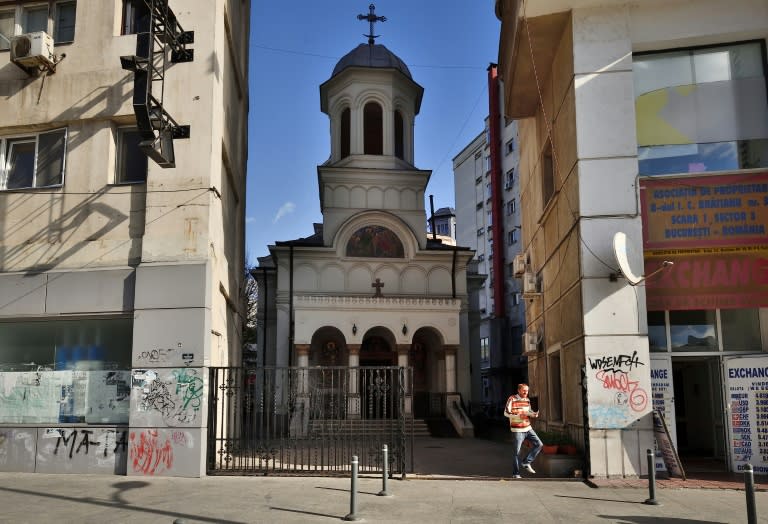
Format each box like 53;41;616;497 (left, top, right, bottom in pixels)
308;418;432;437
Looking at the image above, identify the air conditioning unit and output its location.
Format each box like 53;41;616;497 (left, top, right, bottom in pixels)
10;32;55;69
523;271;540;295
512;253;526;277
524;331;538;353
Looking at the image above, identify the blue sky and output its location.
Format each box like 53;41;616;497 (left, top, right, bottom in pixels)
246;2;500;261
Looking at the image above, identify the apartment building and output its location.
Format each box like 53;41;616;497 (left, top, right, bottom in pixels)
0;0;249;477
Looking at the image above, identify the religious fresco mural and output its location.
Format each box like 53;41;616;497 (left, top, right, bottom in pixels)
346;225;404;258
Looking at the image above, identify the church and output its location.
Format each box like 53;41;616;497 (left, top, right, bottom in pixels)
254;13;475;442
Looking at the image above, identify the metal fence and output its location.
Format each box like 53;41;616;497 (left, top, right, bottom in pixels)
207;366;412;476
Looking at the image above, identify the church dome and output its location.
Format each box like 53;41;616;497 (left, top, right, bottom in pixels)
331;44;412;79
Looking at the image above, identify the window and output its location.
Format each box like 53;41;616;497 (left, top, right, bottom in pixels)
475;176;482;185
116;127;147;184
475;202;482;210
480;337;489;363
477;253;484;262
53;1;75;42
363;102;383;155
0;9;14;50
542;140;555;207
506;199;516;215
121;0;140;35
513;292;521;305
505;139;515;155
670;309;717;351
0;1;77;44
647;311;668;352
340;108;350;159
720;308;761;351
485;182;492;199
484;155;491;173
508;229;518;245
487;209;492;226
1;128;67;190
505;168;514;189
394;110;404;160
477;228;484;237
548;347;563;421
0;317;133;424
634;41;768;175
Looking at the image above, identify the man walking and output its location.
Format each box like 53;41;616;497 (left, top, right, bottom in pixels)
504;383;543;478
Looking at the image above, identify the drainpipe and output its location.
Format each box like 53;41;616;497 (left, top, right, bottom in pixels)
429;194;437;240
289;244;295;366
451;248;457;299
487;63;505;319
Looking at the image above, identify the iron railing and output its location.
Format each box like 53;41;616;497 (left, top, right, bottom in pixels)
207;366;412;476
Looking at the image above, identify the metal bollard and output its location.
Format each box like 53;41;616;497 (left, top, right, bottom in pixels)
343;455;360;521
643;449;660;506
745;464;757;524
378;444;391;497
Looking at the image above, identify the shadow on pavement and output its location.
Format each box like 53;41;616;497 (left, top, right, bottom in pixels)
597;516;727;524
0;484;245;524
555;494;642;505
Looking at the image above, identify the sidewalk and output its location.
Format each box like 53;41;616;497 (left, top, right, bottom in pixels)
0;472;766;523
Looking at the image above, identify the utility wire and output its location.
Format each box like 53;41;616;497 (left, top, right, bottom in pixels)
252;43;485;70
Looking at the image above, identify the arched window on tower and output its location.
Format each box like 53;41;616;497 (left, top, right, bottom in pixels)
340;108;350;159
363;102;383;155
394;110;404;160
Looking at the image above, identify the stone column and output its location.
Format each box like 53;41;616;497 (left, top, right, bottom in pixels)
347;344;361;418
290;344;311;437
396;344;412;415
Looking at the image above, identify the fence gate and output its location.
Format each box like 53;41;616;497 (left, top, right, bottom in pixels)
207;366;412;476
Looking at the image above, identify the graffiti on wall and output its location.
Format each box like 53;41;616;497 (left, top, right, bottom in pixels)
132;368;204;426
587;350;650;428
36;427;128;474
136;345;194;366
128;429;195;476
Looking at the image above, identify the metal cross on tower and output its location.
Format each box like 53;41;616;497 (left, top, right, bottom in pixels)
357;4;386;46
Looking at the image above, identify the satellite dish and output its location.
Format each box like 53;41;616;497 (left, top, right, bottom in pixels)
612;231;644;285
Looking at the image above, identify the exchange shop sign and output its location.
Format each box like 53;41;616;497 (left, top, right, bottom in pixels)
724;356;768;475
640;172;768;249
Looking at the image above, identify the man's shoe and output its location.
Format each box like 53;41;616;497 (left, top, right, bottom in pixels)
512;474;522;479
522;464;536;474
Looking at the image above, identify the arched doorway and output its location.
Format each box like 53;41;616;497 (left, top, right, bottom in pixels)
411;327;443;418
360;327;397;419
309;327;348;419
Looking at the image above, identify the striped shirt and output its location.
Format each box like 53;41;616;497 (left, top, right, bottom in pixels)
505;394;532;432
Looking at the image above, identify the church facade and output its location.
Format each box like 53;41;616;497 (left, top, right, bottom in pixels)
255;41;474;435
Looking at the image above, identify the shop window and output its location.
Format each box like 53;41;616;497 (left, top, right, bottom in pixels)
116;127;148;184
648;310;668;351
340;107;350;159
1;128;67;190
634;41;768;175
0;317;133;424
363;102;383;155
721;308;761;351
669;309;717;351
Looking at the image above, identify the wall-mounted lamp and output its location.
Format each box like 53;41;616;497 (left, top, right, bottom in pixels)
402;324;408;335
352;324;357;335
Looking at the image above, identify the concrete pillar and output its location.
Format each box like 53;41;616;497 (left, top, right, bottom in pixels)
396;344;412;415
347;344;361;418
444;345;458;394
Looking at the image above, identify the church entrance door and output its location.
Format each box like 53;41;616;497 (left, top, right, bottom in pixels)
359;335;398;419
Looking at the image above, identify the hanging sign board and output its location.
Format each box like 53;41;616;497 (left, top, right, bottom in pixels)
724;355;768;474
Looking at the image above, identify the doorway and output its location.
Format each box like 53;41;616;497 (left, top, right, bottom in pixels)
671;356;727;472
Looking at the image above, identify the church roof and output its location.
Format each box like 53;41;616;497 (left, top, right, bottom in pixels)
331;44;412;79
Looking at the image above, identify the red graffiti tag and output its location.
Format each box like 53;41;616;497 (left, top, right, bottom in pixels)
129;430;173;475
595;370;648;412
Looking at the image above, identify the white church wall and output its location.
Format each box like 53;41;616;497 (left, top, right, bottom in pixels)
320;264;346;292
294;264;318;291
427;267;453;295
402;267;427;294
348;265;375;293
